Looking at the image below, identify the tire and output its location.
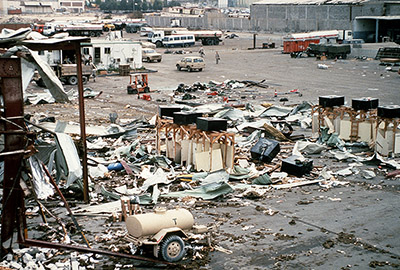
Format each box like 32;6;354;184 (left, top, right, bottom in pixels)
207;39;213;46
156;41;162;48
82;76;88;84
187;66;192;72
199;68;203;71
157;59;161;62
184;43;189;48
176;65;181;71
147;57;151;63
68;76;78;85
160;235;186;262
90;31;96;37
127;86;138;94
104;27;109;32
144;86;150;93
214;39;220;45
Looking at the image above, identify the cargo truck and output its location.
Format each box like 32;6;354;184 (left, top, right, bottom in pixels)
55;24;103;37
283;30;353;56
35;64;94;86
306;43;351;59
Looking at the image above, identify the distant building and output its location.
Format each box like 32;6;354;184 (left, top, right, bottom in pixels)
59;0;85;12
22;1;54;13
250;0;400;42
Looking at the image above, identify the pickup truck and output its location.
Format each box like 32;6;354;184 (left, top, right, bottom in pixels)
35;64;94;86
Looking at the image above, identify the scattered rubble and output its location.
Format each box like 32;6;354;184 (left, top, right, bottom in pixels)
0;30;399;269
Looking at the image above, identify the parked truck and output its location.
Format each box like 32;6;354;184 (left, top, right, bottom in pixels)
35;64;94;86
54;24;103;37
148;29;223;47
283;30;352;56
306;43;351;59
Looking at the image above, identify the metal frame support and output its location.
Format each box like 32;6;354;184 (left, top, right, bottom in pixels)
0;58;28;255
75;43;89;203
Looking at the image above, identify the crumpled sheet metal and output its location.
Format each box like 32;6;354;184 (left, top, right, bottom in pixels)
55;133;82;187
260;106;293;117
3;46;69;103
214;108;244;121
292;141;327;160
0;28;31;43
163;182;234;200
29;156;54;200
141;167;173;191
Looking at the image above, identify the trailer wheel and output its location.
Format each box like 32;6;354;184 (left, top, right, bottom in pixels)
82;76;88;84
68;76;78;85
160;235;186;262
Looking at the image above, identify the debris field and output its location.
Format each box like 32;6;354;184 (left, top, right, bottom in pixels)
1;30;400;270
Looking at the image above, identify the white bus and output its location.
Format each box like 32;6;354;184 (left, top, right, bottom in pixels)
162;34;195;48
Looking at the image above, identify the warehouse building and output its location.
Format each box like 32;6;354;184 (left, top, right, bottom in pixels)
250;0;400;42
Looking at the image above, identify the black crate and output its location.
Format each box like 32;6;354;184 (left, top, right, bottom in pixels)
352;97;379;111
159;106;181;118
173;112;202;125
319;95;345;108
377;105;400;119
250;138;280;163
281;155;313;177
196;117;227;132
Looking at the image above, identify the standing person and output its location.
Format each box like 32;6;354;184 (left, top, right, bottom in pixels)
215;51;220;64
199;46;205;58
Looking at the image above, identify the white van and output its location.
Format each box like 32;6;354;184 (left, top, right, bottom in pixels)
162;34;195;48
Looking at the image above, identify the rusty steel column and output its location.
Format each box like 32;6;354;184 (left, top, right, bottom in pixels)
0;58;27;255
75;43;89;203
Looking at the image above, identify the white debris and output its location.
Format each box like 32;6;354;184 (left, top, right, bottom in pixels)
362;170;376;179
10;261;22;269
317;64;329;69
23;253;34;264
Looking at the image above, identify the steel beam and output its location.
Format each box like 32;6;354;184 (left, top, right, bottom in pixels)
0;58;27;255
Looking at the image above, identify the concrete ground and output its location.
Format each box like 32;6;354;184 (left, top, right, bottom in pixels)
21;31;400;269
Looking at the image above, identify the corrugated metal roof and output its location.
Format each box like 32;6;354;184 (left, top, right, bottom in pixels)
355;15;400;20
253;0;368;5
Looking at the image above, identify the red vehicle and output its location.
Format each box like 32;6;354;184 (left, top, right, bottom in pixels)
283;30;339;54
33;23;45;34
